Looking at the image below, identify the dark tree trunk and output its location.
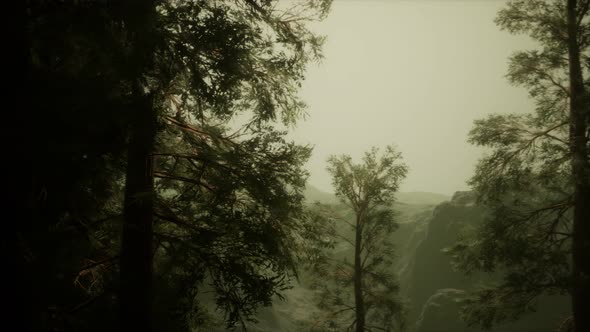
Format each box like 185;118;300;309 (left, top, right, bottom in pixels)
354;213;365;332
120;93;156;331
119;1;157;330
566;1;590;331
4;1;34;330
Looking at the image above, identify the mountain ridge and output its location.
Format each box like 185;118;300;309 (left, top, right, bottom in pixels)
304;184;450;206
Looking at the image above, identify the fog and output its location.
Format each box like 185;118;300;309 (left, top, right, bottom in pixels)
289;0;537;195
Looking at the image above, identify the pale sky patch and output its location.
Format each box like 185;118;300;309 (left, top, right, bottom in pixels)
288;0;537;196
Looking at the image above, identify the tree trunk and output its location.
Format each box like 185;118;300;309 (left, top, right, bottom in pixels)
354;212;365;332
119;1;157;330
566;1;590;331
120;93;156;331
4;1;34;330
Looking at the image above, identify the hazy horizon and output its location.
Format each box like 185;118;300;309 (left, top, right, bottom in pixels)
288;0;537;196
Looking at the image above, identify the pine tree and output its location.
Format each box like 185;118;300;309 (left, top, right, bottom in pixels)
565;1;590;330
308;146;408;332
139;0;331;328
15;0;332;330
448;0;590;330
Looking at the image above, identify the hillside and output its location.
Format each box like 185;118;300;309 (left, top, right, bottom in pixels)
303;185;338;204
304;185;450;207
396;191;450;206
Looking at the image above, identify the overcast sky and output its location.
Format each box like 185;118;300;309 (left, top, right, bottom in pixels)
287;0;537;196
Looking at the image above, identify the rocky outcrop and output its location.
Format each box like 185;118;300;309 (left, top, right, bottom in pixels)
415;288;478;332
405;191;485;324
405;191;571;332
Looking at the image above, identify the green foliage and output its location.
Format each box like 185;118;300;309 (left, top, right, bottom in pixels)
21;0;332;330
448;0;589;329
495;0;568;47
145;1;332;327
155;0;330;125
304;146;408;332
153;124;313;329
328;146;408;211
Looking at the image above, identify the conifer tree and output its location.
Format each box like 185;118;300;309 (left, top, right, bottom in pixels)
308;146;407;332
16;1;332;330
449;0;590;330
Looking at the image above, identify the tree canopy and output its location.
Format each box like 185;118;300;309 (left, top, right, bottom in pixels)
15;1;332;331
306;146;408;332
448;0;590;330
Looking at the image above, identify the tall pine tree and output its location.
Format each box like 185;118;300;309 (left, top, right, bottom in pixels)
308;146;408;332
15;1;332;330
449;0;590;330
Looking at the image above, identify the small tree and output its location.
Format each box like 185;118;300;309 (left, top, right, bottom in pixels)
309;146;408;332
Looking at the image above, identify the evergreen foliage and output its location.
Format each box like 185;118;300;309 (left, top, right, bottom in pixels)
17;1;332;330
305;146;408;332
448;1;590;330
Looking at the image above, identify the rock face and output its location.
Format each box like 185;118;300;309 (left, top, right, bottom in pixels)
405;191;485;325
404;191;571;332
415;288;479;332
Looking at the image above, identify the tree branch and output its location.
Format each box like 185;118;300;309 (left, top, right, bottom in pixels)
77;255;119;275
154;171;215;192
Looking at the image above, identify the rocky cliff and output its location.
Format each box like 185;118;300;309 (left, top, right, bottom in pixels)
403;191;570;332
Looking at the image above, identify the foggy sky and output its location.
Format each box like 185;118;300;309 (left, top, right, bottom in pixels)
288;0;537;196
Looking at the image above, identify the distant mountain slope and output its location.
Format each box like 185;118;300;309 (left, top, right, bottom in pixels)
396;191;450;206
303;185;338;204
304;185;450;206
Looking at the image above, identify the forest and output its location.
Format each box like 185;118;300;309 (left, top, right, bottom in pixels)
6;0;589;331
